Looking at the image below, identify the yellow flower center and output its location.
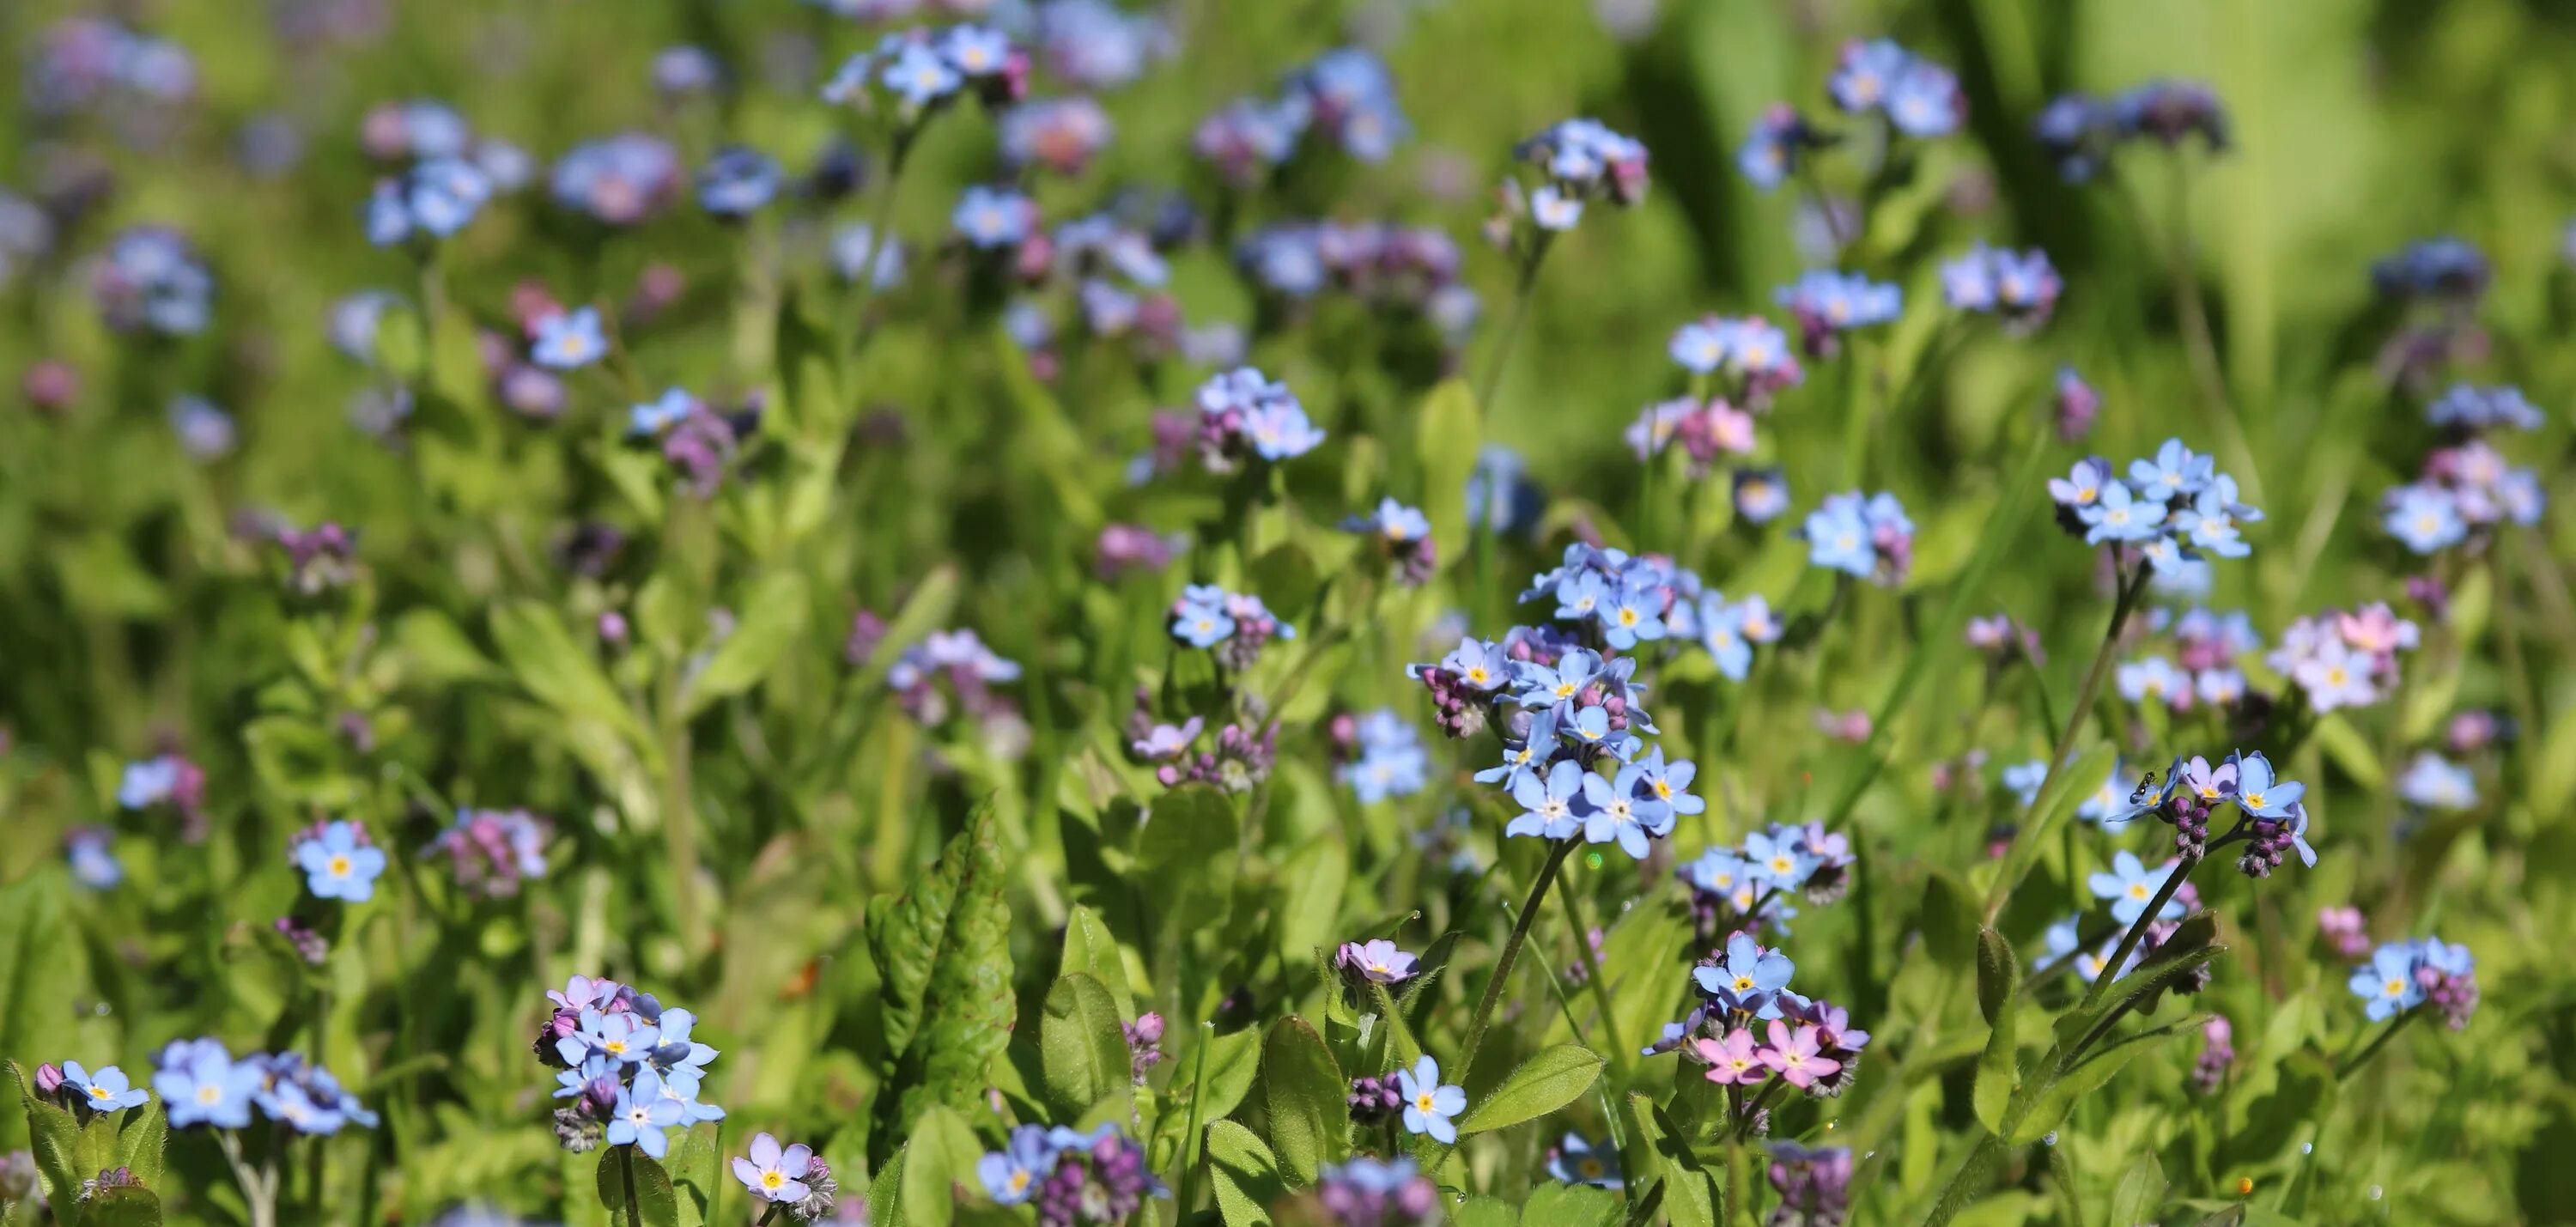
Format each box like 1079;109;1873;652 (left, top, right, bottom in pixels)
2243;792;2264;810
1416;1092;1437;1112
2385;978;2407;997
2127;884;2148;900
1733;975;1753;991
329;855;353;877
763;1171;785;1190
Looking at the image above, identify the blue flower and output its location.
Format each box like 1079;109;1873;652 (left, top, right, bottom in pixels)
532;307;606;370
1342;712;1429;805
2384;484;2465;554
1515;649;1601;709
2116;655;2184;707
1694;932;1795;1018
1698;595;1753;680
62;1061;149;1113
407;159;492;236
295;822;387;902
1600;582;1668;649
647;1065;727;1126
556;1008;662;1068
882;44;963;108
2172;486;2251;557
978;1125;1058;1205
697;147;781;217
1634;747;1703;817
1776;270;1903;332
605;1070;687;1158
650;1008;720;1073
2397;752;2477;811
1170;598;1235;647
1885;60;1964;137
2001;759;2048;807
1553;571;1608;623
629;387;696;437
118;756;180;809
1437;637;1513;692
2348;943;2424;1021
2232;751;2302;817
1477;708;1559;792
1395;1056;1466;1144
1734;469;1791;525
2076;482;2166;544
1582;763;1671;860
1548;1132;1624;1189
939;25;1014;78
1803;501;1874;577
1347;496;1431;544
155;1046;263;1129
1827;39;1911;112
1507;760;1589;841
2129;439;2214;501
2087;851;2185;925
952;185;1035;248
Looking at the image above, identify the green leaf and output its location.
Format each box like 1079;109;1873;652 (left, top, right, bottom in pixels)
853;565;962;689
2056;920;2225;1051
683;570;811;715
870;805;1018;1151
9;1060;84;1213
2008;1031;2166;1145
2233;1052;2335;1164
0;879;80;1096
1415;379;1481;568
1135;786;1242;927
2105;1150;2167;1227
869;1147;909;1227
1177;1026;1263;1125
1973;1005;2018;1136
1247;545;1323;635
1988;743;2118;918
1455;1046;1605;1136
1976;927;2019;1028
1272;836;1350;968
2529;704;2576;821
1040;973;1133;1122
665;1127;720;1227
1637;1097;1716;1227
773;283;844;437
115;1102;167;1188
1258;1016;1348;1187
1060;905;1134;1018
1921;869;1978;970
491;600;648;749
898;1105;985;1227
1522;1181;1624;1227
392;608;504;685
75;1185;164;1226
596;1146;683;1227
1205;1120;1286;1227
1452;1196;1520;1227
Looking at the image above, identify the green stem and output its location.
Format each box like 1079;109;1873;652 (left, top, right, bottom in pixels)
621;1145;644;1227
1456;839;1578;1078
1984;559;2151;924
2334;1010;2421;1082
1174;1020;1217;1217
656;658;702;955
2075;852;2201;1015
1559;873;1627;1078
1468;235;1552;622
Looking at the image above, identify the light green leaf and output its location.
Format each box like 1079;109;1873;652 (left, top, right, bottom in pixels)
1973;1005;2018;1136
1060;905;1135;1017
2106;1150;2166;1227
1415;379;1481;568
1273;837;1349;968
1258;1017;1348;1187
115;1101;167;1189
898;1105;985;1227
1451;1196;1519;1227
491;600;647;750
1988;743;2118;918
0;882;82;1111
683;570;811;715
1636;1096;1717;1227
9;1061;84;1213
2008;1036;2165;1145
1041;973;1133;1122
1521;1181;1623;1227
75;1185;164;1226
1455;1046;1605;1136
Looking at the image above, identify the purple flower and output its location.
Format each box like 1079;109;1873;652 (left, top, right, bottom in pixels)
1337;939;1419;985
733;1132;815;1204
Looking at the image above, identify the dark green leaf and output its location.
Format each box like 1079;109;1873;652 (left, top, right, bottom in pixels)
0;880;81;1096
1920;869;1978;971
2233;1053;2335;1165
1637;1097;1716;1227
1040;973;1133;1122
1455;1046;1604;1136
1976;927;2019;1027
872;805;1018;1151
75;1184;164;1226
1205;1120;1285;1227
1258;1016;1347;1187
1247;545;1323;634
115;1102;167;1189
595;1146;682;1227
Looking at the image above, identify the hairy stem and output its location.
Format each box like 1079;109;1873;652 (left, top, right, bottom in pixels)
2335;1009;2422;1082
2076;852;2201;1015
1457;839;1578;1077
1985;559;2151;924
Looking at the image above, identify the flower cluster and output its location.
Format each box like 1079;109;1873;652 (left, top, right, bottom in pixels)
2349;937;2478;1030
1343;498;1437;586
1236;221;1475;340
1766;1140;1856;1227
1826;39;1964;137
1191;47;1404;185
1668;936;1873;1100
2382;392;2544;554
550;132;683;226
1804;491;1912;585
34;1060;149;1118
1337;709;1428;804
1170;584;1297;667
2047;438;2261;575
118;752;209;839
1001;96;1114;174
423;807;550;900
155;1039;375;1134
823;24;1027;118
2034;79;2228;182
977;1122;1165;1224
1310;1156;1438;1227
1024;0;1174;90
884;626;1024;735
538;975;723;1158
2115;605;2260;714
1669;315;1804;404
1941;242;2063;329
732;1132;839;1222
2191;1015;2234;1096
1126;695;1276;793
367;156;494;246
1193;367;1325;470
2265;604;2417;714
1683;822;1855;938
1507;119;1650;232
696;146;781;217
1775;270;1903;354
2371;236;2489;303
2136;750;2317;875
90;227;213;337
1627;397;1755;474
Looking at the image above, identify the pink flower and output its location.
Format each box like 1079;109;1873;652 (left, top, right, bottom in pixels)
1694;1029;1769;1086
1758;1021;1840;1089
